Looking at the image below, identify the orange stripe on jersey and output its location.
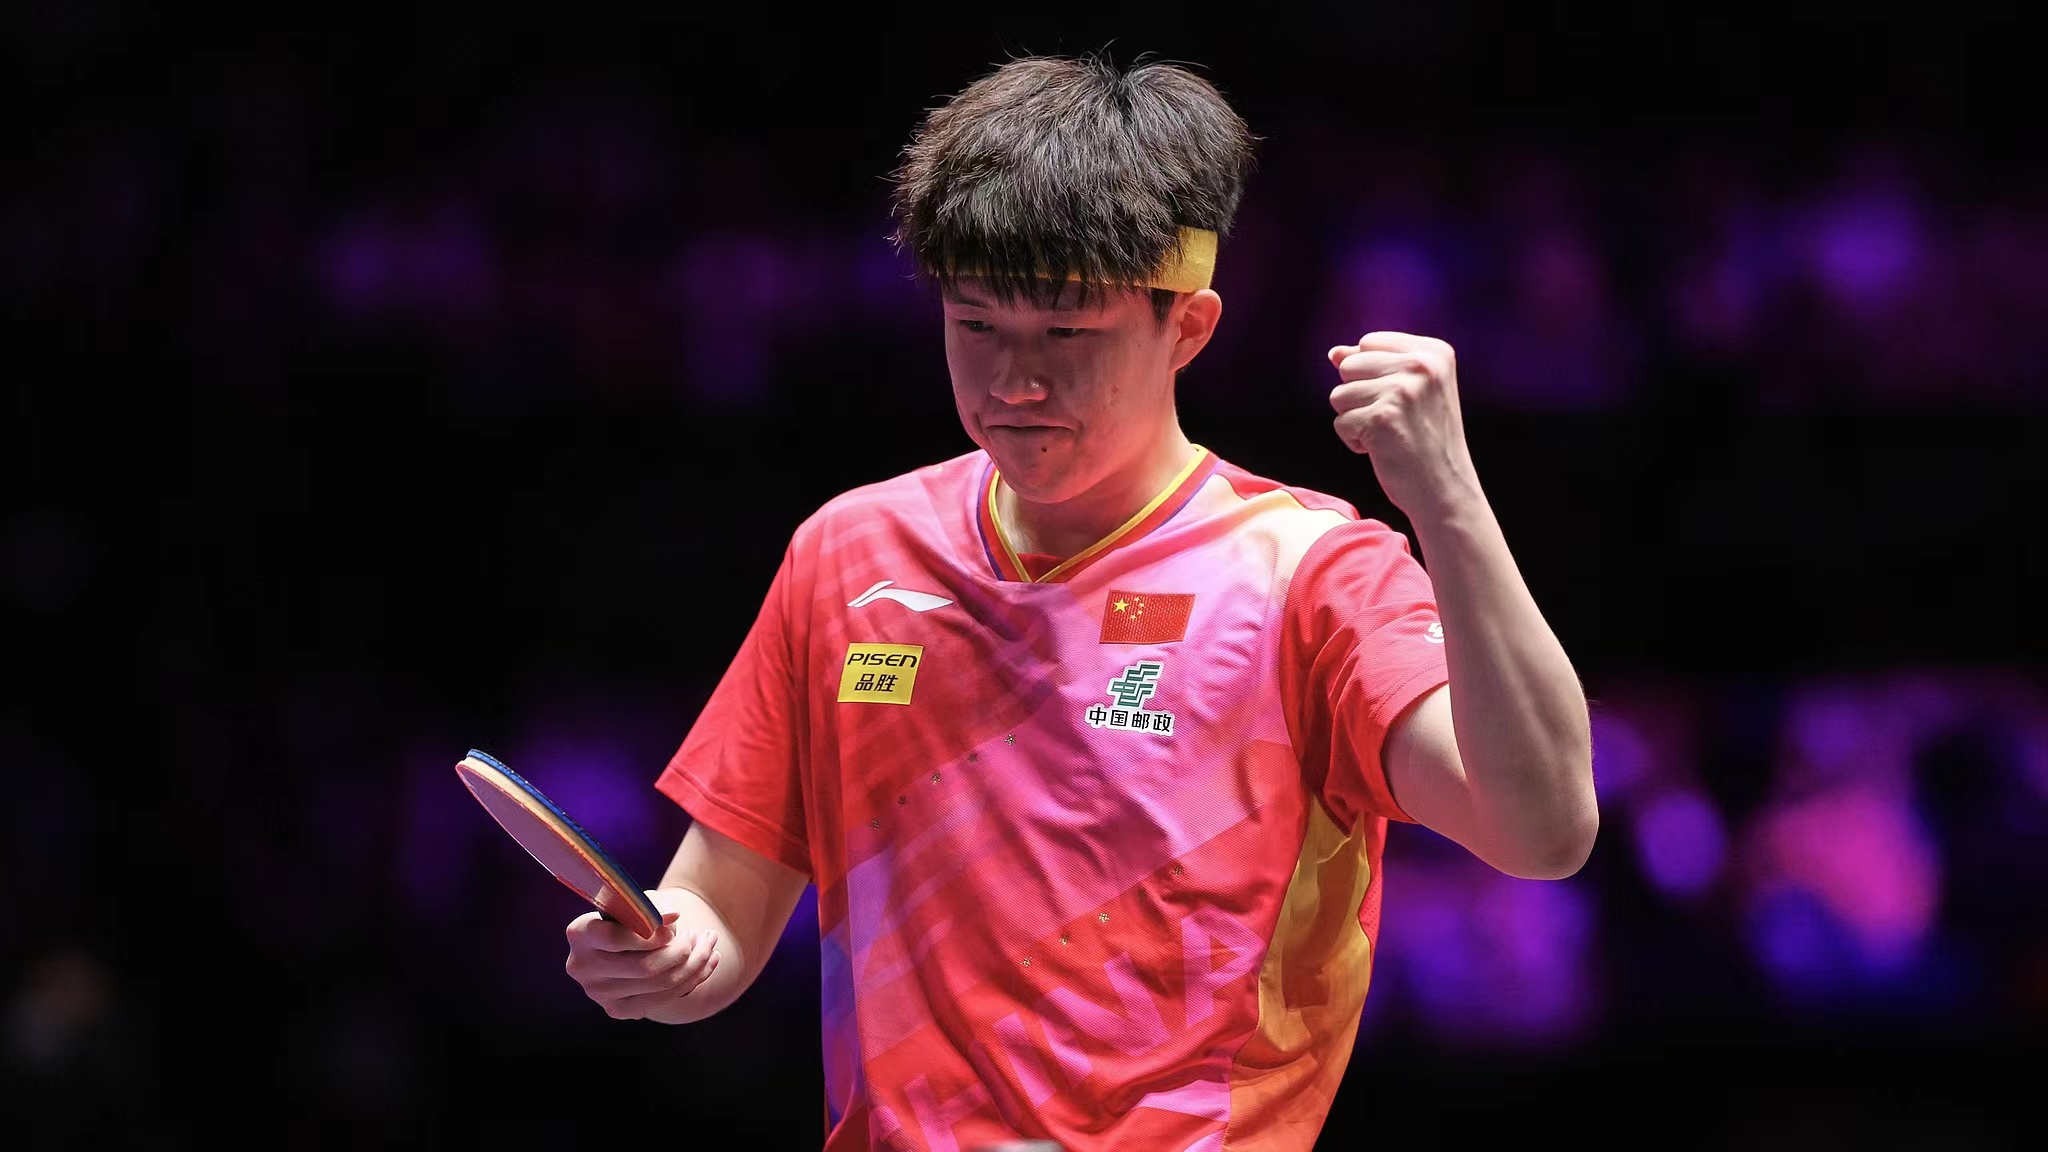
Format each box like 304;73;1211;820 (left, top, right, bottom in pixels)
981;445;1218;584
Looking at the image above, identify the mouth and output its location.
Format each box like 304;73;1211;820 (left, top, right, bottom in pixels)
988;425;1070;451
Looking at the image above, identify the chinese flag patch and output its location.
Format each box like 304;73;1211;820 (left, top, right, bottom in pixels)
1099;590;1196;644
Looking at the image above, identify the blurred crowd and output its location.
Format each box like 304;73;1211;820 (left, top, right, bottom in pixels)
7;86;2047;417
6;57;2046;1148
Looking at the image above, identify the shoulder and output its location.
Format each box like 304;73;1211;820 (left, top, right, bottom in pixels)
1201;453;1402;572
1209;455;1365;523
771;450;985;594
1198;454;1426;604
792;449;985;546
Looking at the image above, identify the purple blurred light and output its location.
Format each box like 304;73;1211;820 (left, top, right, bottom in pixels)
401;202;498;320
669;231;816;406
1590;710;1652;801
395;738;485;923
1381;861;1601;1049
1807;190;1923;323
1748;885;1842;990
2017;718;2048;805
315;213;398;318
854;244;929;328
1745;785;1941;987
511;720;666;871
1782;682;1916;789
1632;788;1727;898
1335;239;1448;334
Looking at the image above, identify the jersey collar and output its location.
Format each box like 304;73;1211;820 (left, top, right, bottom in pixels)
975;445;1218;584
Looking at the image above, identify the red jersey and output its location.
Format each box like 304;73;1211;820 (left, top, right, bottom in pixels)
657;445;1449;1151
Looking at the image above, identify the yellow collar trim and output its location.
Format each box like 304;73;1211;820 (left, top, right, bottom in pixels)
988;445;1211;584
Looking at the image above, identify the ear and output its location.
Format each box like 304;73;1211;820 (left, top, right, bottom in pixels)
1168;289;1223;373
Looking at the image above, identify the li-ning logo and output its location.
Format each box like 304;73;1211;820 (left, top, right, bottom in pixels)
1084;660;1176;736
849;580;953;613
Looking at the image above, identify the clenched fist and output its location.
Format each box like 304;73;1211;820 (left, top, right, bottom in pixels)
1327;332;1483;521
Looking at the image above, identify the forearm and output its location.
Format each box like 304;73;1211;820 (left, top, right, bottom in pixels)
1412;490;1596;875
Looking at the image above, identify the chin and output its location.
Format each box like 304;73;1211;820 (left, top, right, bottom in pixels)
991;452;1080;501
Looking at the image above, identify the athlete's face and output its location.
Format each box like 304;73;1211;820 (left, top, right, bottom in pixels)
943;280;1220;503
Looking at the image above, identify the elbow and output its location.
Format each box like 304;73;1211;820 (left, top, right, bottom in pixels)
1513;814;1598;880
1486;792;1600;881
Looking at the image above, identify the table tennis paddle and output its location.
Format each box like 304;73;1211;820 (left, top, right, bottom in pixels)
454;748;664;940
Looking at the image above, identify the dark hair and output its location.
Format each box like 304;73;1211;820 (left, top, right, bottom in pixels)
889;52;1256;318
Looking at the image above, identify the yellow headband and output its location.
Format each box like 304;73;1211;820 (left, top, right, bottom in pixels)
1149;227;1218;293
950;227;1218;293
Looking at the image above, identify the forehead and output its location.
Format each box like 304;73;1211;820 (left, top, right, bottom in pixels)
940;278;1148;317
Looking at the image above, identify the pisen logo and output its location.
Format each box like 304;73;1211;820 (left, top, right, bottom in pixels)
839;643;923;705
1084;660;1176;736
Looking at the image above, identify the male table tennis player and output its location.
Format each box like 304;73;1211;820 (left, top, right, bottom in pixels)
563;53;1598;1151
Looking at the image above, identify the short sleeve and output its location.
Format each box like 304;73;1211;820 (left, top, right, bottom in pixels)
655;544;811;876
1280;519;1451;830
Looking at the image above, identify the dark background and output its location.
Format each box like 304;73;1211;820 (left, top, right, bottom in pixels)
4;2;2045;1148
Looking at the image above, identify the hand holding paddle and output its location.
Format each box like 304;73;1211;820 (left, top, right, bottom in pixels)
563;891;724;1023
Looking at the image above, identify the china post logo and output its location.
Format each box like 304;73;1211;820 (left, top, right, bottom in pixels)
1107;662;1162;708
1085;660;1175;736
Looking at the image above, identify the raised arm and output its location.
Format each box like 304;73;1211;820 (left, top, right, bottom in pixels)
1329;332;1598;879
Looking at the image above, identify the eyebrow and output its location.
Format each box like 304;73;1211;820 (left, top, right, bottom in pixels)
942;286;1101;316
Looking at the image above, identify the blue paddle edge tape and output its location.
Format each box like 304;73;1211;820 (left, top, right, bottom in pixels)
465;748;661;929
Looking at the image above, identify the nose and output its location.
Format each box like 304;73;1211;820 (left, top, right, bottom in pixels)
989;371;1048;405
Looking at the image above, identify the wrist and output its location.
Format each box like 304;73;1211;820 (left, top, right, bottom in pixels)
1404;474;1493;540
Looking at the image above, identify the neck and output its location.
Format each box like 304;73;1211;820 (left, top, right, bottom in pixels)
997;430;1198;560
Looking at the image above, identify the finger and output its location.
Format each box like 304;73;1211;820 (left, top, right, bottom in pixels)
570;911;671;954
1327;344;1357;366
676;925;718;974
1334;349;1427;384
622;922;720;975
1354;330;1435;353
570;927;698;981
1333;402;1393;454
582;944;720;1000
604;950;722;1018
1329;378;1399;414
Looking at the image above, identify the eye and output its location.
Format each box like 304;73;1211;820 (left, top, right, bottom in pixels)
1047;327;1083;338
957;319;993;334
